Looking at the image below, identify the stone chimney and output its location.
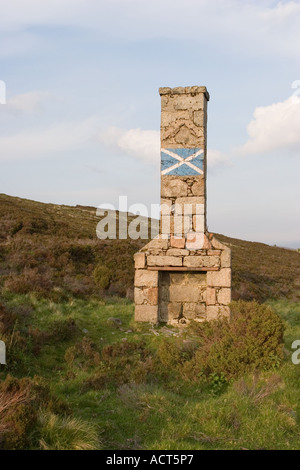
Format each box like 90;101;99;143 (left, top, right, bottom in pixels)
134;86;231;324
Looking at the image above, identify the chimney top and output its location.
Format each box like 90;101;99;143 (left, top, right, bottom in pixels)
159;86;209;101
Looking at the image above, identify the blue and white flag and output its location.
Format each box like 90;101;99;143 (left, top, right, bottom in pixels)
161;148;204;176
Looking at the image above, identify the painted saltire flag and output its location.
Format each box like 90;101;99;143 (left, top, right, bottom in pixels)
161;148;204;176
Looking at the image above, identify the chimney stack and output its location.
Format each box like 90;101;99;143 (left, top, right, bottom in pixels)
134;86;231;324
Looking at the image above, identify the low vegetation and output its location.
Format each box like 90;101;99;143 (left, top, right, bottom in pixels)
0;194;299;450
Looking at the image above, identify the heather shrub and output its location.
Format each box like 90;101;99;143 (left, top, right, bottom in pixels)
182;301;285;382
47;317;79;342
0;375;68;450
65;337;101;368
93;265;111;290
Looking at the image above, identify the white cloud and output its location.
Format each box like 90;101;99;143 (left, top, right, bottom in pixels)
1;1;300;58
6;91;50;113
99;127;160;165
0;116;100;161
207;149;230;167
235;95;300;156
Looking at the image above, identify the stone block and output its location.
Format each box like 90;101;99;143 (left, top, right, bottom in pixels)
134;253;145;269
134;269;159;288
161;177;188;198
186;232;204;250
211;236;227;250
205;306;221;321
147;256;182;267
134;287;145;305
183;256;219;268
202;234;212;249
191;178;205;196
175;197;205;215
206;305;230;320
217;288;231;305
161;110;191;127
160;199;172;215
169;285;200;302
221;249;231;268
206;287;216;306
192;214;205;233
168;302;182;320
170;235;186;249
207;249;221;256
173;94;205;111
142;236;169;251
135;287;158;306
135;305;158;323
167;248;189;256
207;268;231;288
193;110;205;127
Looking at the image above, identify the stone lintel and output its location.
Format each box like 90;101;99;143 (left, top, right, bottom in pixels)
159;86;210;101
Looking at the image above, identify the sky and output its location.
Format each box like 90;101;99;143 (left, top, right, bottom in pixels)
0;0;300;248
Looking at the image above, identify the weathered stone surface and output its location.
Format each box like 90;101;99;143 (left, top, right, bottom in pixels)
160;199;172;215
170;235;186;249
217;288;231;305
134;287;145;305
202;234;212;249
169;286;200;302
211;236;227;250
147;255;182;267
134;287;158;306
205;306;221;321
191;178;205;196
166;248;189;256
161;177;188;198
183;302;206;319
192;214;205;233
135;305;158;323
134;253;145;269
206;306;230;321
159;86;209;97
176;197;205;215
161;110;191;127
186;232;205;250
183;256;219;268
167;302;182;320
169;272;206;286
207;268;231;288
207;249;221;256
134;270;159;287
206;287;216;306
221;249;231;268
142;236;169;251
193;110;205;126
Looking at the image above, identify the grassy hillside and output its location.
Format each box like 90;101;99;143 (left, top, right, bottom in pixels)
0;193;300;450
0;193;299;303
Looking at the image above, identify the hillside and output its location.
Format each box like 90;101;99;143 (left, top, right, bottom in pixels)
0;193;299;302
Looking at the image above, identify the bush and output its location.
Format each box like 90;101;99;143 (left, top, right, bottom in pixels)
65;337;101;368
93;265;111;290
182;301;285;382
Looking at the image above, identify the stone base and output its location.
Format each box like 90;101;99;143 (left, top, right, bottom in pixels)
134;233;231;324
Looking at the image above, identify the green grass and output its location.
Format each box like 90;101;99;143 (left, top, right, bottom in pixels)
0;193;300;449
1;294;300;450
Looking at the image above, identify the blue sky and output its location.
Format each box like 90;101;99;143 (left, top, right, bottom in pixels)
0;0;299;247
